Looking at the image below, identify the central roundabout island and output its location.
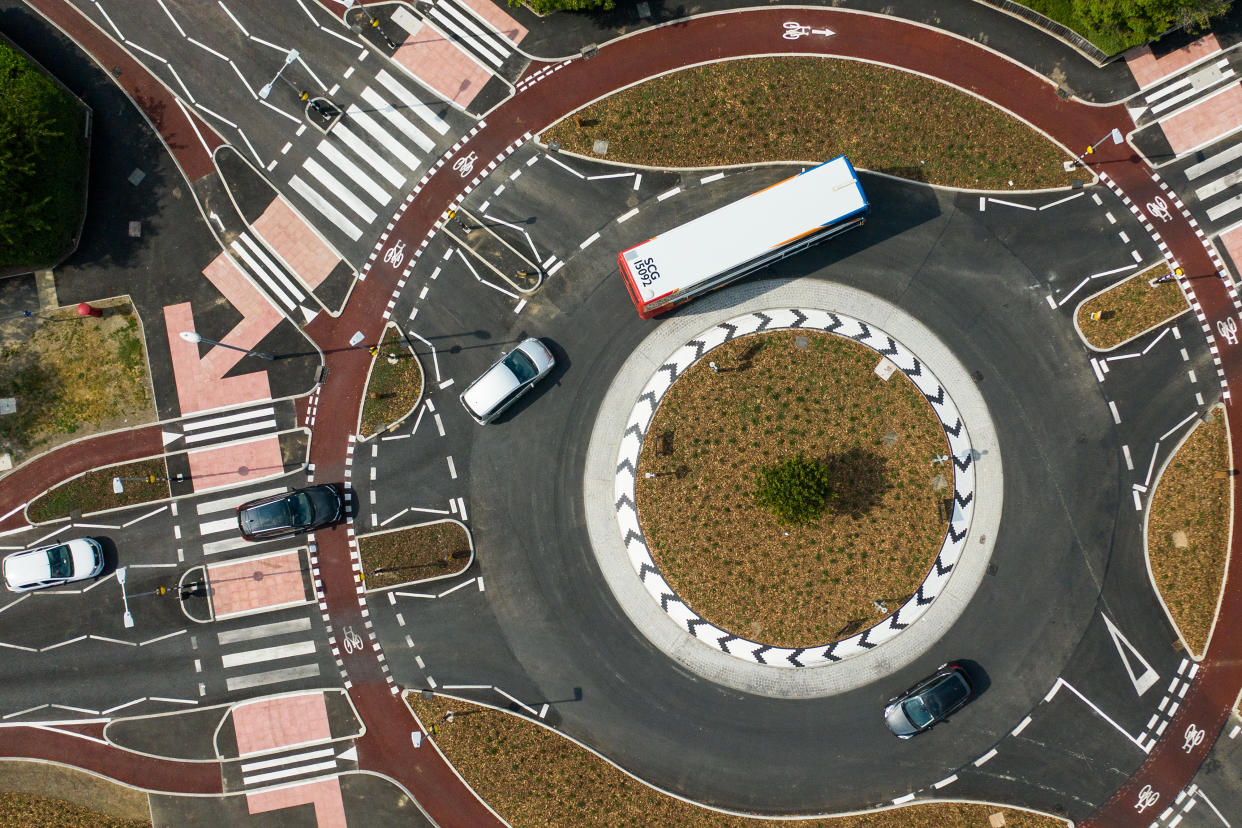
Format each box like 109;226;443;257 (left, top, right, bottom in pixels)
585;280;1004;698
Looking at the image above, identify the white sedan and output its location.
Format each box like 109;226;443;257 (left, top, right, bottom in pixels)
460;337;556;424
2;537;105;592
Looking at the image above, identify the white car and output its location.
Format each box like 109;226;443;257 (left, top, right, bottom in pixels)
2;537;105;592
460;337;556;424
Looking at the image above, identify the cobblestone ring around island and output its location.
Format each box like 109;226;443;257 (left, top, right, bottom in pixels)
613;309;977;668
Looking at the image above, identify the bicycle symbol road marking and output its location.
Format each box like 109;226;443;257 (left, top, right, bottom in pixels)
782;21;835;40
342;625;364;654
452;151;477;178
383;239;405;269
1134;784;1160;813
1146;196;1172;223
1217;316;1239;346
1183;723;1206;753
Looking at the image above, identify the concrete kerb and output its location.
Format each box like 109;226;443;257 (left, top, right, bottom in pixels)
411;688;1069;825
1070;260;1192;354
354;320;425;443
1141;402;1233;662
357;516;475;593
584;279;1002;699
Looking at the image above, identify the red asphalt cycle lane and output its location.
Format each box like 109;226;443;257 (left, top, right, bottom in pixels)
19;0;1242;822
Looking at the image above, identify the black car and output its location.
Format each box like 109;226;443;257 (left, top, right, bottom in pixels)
237;484;343;541
883;662;974;739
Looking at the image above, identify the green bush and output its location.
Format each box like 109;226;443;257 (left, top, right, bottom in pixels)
0;42;87;269
753;455;833;524
509;0;613;13
1072;0;1231;46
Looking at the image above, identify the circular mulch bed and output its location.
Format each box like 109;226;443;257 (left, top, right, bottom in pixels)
635;330;952;648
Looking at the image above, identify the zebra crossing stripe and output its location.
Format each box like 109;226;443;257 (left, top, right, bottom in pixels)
317;141;391;205
375;69;450;136
230;239;297;310
345;104;423;170
332;122;406;187
237;235;310;306
359;86;436;154
433;0;510;65
428;4;503;66
303;157;379;224
289;175;363;241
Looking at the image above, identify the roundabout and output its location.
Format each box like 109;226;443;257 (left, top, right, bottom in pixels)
586;285;1000;694
3;2;1242;827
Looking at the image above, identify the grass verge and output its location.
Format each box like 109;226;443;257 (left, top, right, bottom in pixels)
358;521;471;590
539;57;1077;190
1076;263;1187;350
1147;406;1230;657
0;794;147;828
406;693;1066;828
0;42;88;270
359;325;423;438
636;331;950;647
0;300;154;467
27;458;169;523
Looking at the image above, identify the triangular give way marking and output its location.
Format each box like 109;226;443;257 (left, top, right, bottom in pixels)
337;746;358;762
1102;613;1159;697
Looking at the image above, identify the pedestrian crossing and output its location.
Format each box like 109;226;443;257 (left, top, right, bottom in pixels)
421;0;518;70
223;230;319;325
287;69;450;244
1143;57;1236;121
1184;137;1242;227
217;615;323;693
162;402;288;452
195;484;290;556
230;740;359;790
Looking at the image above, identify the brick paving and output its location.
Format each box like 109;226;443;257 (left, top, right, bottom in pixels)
458;0;528;44
232;692;332;756
208;549;310;620
247;777;347;827
1158;84;1242;155
391;22;492;109
186;435;285;493
252;199;340;291
164;302;273;416
1126;34;1223;89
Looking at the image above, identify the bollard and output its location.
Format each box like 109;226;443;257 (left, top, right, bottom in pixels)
77;302;102;318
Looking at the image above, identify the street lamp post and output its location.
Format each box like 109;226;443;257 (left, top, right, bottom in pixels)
179;330;274;360
117;566;134;629
259;49;300;100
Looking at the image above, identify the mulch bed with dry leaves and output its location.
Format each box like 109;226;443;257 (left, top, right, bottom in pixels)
358;521;472;590
406;693;1066;828
359;325;423;438
27;457;169;522
636;331;951;648
0;794;148;828
540;58;1078;190
1147;406;1231;658
1077;263;1189;350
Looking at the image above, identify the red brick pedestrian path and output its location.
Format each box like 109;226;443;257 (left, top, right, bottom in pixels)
17;2;1242;823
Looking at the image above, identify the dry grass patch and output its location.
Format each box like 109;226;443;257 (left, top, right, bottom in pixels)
359;325;423;438
1147;407;1231;657
27;458;169;522
0;300;154;466
636;331;950;647
0;793;148;828
407;693;1065;828
541;58;1077;190
358;521;471;590
1077;263;1188;350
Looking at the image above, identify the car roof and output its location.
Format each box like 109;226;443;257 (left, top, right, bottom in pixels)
462;359;521;417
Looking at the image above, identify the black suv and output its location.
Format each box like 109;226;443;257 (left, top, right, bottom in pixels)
237;484;343;541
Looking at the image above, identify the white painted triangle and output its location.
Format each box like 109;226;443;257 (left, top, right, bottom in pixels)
336;746;357;762
1126;103;1147;123
301;305;319;324
161;430;181;446
1102;613;1159;696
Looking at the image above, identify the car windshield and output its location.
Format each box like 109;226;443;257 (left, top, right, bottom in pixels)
289;492;314;525
903;696;934;728
502;349;538;383
46;544;73;579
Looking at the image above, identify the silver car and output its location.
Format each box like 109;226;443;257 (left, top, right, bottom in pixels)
3;537;105;592
460;337;556;424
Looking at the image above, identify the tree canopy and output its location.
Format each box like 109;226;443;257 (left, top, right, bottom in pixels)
1072;0;1232;44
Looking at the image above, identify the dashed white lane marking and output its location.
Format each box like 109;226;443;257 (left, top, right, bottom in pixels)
446;456;457;479
1109;401;1121;423
1011;715;1032;736
974;748;998;766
